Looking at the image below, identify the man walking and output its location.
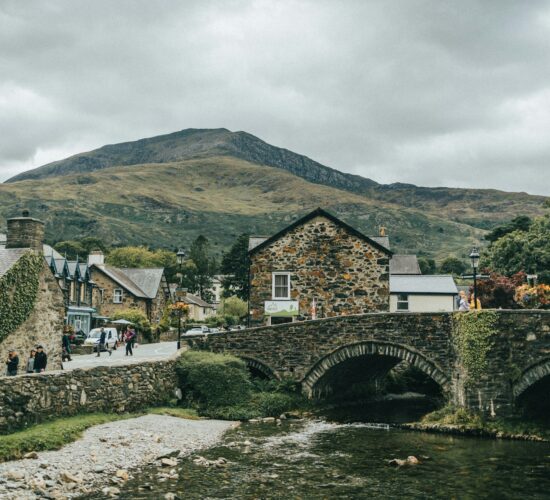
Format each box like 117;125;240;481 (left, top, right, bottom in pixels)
96;328;106;357
34;346;48;373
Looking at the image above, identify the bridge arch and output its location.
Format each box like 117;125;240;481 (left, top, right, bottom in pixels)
301;340;450;397
512;359;550;399
240;356;281;380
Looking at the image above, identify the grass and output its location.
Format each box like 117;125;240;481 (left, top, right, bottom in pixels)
0;406;200;463
416;405;550;441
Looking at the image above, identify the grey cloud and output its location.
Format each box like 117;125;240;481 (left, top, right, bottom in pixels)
0;0;549;195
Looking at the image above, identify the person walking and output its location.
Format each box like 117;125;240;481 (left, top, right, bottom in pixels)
458;291;470;312
5;350;19;376
125;329;134;356
96;328;107;357
34;346;47;373
62;332;72;362
26;349;36;373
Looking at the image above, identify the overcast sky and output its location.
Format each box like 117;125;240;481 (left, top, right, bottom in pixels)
1;1;549;195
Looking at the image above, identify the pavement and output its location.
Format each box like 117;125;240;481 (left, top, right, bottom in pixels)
63;341;178;370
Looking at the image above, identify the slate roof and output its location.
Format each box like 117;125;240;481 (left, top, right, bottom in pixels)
182;293;215;308
390;275;458;295
370;236;390;250
390;255;421;275
0;247;29;278
249;236;269;251
249;208;393;256
92;265;164;299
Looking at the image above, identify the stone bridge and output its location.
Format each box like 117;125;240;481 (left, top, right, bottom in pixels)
182;310;550;416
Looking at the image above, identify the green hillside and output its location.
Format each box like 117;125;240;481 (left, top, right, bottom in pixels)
1;128;547;260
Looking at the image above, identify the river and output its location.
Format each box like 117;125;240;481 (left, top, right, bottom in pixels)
86;402;550;499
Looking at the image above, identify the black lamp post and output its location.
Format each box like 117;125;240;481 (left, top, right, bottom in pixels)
469;247;480;310
175;248;187;349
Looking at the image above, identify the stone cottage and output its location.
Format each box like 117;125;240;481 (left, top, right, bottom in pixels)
88;251;170;325
248;208;392;326
0;211;65;373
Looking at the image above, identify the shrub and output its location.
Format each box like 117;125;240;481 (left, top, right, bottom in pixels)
176;351;253;410
252;392;297;417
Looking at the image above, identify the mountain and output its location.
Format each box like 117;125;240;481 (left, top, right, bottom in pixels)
1;129;547;260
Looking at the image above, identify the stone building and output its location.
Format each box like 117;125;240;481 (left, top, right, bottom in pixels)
249;208;392;326
88;251;170;325
0;211;65;373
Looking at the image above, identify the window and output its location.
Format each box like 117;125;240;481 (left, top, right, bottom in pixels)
272;272;290;300
113;289;123;303
397;294;409;311
69;281;76;302
99;289;105;304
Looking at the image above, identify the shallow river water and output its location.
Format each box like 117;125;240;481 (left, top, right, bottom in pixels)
88;403;550;499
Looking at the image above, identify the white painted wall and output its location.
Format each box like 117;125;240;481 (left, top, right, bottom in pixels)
390;294;456;312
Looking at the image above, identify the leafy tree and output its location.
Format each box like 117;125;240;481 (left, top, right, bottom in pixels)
110;309;152;340
473;271;525;309
482;214;550;283
485;215;532;242
79;237;108;254
181;235;217;302
418;257;436;275
439;257;466;276
219;296;248;319
220;233;250;300
106;246;177;271
53;240;86;260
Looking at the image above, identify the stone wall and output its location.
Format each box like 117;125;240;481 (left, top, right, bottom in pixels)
0;260;65;374
0;353;181;434
250;215;390;325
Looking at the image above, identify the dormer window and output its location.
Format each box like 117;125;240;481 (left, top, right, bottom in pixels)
113;289;123;303
272;272;290;300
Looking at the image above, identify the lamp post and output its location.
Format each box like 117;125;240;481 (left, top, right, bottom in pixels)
175;248;187;349
469;247;480;310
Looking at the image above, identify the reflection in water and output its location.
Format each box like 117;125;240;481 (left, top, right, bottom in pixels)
85;402;550;500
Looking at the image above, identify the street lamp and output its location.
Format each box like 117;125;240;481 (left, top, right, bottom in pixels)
469;247;480;310
174;248;187;349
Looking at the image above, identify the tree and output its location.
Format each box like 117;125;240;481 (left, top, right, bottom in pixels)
219;296;248;319
439;257;466;276
474;271;525;309
220;233;250;300
54;240;86;260
485;215;532;242
106;246;177;272
482;214;550;283
110;309;152;340
418;257;436;275
181;235;217;302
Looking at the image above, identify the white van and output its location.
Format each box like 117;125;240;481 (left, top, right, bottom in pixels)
84;327;118;350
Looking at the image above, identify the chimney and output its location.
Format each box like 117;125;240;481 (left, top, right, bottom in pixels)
87;250;105;266
6;210;45;251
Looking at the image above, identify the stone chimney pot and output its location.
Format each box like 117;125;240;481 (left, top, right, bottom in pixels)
5;211;45;251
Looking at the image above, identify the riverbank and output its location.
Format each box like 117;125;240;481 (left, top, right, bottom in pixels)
0;414;235;499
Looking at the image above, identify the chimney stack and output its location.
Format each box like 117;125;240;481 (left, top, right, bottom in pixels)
87;250;105;266
6;210;45;251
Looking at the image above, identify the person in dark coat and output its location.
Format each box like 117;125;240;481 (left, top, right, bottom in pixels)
5;350;19;376
34;346;47;373
62;333;72;362
96;328;107;357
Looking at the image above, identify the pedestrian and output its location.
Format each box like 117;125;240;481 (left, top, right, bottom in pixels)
5;350;19;376
34;346;47;373
125;329;134;356
62;332;72;362
26;349;36;373
96;328;106;357
458;291;470;312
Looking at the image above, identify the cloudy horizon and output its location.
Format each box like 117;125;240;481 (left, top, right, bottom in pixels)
1;0;549;195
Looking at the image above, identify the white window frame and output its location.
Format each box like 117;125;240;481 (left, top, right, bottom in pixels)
113;288;123;304
272;272;291;300
397;293;409;311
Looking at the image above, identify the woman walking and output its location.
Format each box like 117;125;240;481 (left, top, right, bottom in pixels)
125;329;135;356
26;349;36;373
5;350;19;376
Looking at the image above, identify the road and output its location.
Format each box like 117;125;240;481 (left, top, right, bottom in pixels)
63;341;178;370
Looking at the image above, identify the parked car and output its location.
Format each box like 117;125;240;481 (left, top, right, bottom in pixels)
184;325;210;335
84;327;118;350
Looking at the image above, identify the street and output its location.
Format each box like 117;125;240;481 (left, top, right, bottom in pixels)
63;341;178;370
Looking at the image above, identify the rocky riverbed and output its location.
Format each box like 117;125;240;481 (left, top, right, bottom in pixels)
0;414;235;499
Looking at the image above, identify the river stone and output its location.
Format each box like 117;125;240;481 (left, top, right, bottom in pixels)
161;458;178;467
115;469;129;481
24;451;39;459
7;469;25;480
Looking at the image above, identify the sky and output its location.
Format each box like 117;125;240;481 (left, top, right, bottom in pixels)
1;0;549;195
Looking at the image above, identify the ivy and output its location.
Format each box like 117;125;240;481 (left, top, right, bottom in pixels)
453;311;498;385
0;252;43;343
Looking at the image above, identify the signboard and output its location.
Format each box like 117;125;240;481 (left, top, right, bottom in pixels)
264;300;299;317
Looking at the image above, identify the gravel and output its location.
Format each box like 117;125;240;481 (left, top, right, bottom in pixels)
0;414;235;499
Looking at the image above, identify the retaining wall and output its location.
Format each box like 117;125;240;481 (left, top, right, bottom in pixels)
0;353;182;434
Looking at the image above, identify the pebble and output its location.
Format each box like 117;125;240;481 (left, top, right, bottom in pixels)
0;415;233;499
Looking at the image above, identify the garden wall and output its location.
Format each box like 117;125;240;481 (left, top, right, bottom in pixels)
0;352;182;434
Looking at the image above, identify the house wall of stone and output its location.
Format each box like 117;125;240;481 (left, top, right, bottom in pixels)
90;269;149;320
149;282;168;325
249;215;390;325
0;353;180;433
0;260;65;374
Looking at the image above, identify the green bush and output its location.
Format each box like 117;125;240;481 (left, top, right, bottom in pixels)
176;351;253;410
253;392;297;417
